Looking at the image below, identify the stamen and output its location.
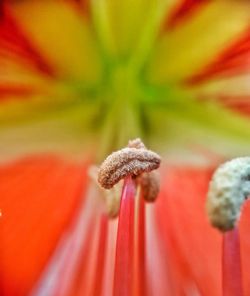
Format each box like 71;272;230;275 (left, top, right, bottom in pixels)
136;171;160;202
206;157;250;231
97;139;159;294
103;183;123;218
222;227;243;296
206;158;247;296
91;214;109;296
96;139;161;218
128;139;160;202
89;165;122;218
98;147;161;189
133;186;147;296
128;138;146;149
113;177;135;296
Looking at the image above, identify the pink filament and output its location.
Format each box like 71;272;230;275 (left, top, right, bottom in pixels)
223;227;243;296
113;177;136;296
92;214;108;296
134;190;146;296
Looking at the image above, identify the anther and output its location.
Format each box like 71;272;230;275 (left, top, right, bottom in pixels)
136;171;160;202
98;142;161;190
128;138;146;149
128;138;160;201
89;165;122;218
206;157;250;231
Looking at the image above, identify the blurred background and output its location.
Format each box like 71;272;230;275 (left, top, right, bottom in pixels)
0;1;250;295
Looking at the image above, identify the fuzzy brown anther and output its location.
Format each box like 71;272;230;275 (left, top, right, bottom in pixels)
98;139;161;192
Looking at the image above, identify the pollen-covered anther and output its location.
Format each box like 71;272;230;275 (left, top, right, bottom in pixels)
88;165;122;218
128;138;146;149
206;157;250;232
136;171;160;202
98;140;161;190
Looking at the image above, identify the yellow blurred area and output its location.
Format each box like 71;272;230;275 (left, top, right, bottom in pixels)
91;0;174;58
0;58;53;88
9;0;102;83
147;0;250;84
189;74;250;99
0;100;97;163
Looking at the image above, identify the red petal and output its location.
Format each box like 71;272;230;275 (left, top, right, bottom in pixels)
68;0;90;17
156;166;222;295
0;156;89;296
187;28;250;84
0;85;38;100
213;95;250;118
0;6;55;77
164;0;210;30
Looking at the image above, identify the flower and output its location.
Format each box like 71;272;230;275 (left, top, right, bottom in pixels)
1;0;250;295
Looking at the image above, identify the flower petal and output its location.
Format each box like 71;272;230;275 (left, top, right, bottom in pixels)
165;0;209;30
8;1;102;82
0;100;99;163
188;74;250;117
0;156;89;296
156;165;250;295
0;7;55;78
156;166;222;295
91;0;168;59
147;1;250;84
146;88;250;159
187;28;250;84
